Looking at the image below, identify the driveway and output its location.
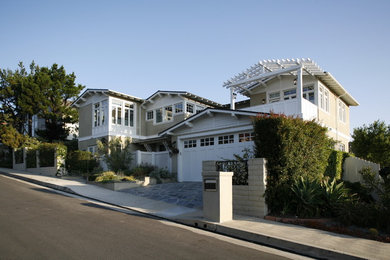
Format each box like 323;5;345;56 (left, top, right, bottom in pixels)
121;182;203;209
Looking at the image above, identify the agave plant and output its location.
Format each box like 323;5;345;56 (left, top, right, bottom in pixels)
291;177;323;218
321;177;351;217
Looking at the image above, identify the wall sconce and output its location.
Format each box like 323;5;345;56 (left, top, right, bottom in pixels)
262;99;266;104
293;78;297;85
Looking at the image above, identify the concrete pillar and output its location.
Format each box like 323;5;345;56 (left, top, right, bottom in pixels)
202;166;233;223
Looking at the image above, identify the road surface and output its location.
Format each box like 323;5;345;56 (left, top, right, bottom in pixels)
0;175;309;259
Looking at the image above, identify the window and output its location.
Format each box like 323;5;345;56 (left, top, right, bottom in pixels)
146;111;153;120
283;89;296;100
200;137;214;147
338;100;346;123
319;85;329;112
184;139;197;148
94;103;100;127
111;100;122;125
164;106;173;121
196;105;205;113
218;135;234;144
174;103;183;113
303;85;315;104
339;143;346;152
124;103;134;127
239;132;254;142
186;103;194;113
155;108;163;123
101;100;107;125
88;146;97;154
268;92;280;103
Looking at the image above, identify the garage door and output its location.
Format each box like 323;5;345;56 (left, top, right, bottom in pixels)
180;132;254;182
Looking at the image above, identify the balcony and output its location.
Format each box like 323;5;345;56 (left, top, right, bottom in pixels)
244;98;318;120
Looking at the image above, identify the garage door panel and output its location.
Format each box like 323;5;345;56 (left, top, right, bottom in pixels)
181;140;253;182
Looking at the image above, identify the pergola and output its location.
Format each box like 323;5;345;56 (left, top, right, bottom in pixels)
223;58;359;109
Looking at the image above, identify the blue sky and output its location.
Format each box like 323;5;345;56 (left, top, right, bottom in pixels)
1;0;389;131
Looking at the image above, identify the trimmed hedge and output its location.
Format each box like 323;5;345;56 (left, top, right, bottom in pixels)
253;113;334;214
14;149;24;164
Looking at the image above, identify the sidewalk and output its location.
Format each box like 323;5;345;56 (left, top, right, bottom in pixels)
1;168;389;260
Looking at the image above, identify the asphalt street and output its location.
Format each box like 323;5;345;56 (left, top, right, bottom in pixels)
0;175;308;260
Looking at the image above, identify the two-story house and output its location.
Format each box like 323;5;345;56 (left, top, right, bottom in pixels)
159;59;359;181
73;58;359;182
72;89;222;172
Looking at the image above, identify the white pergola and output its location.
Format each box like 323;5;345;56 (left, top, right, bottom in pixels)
223;58;359;109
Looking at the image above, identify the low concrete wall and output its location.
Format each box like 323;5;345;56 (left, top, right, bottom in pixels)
233;158;267;218
343;157;380;183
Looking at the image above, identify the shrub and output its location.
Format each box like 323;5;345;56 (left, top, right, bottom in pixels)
38;143;67;167
321;178;351;217
291;177;323;218
253;113;334;214
130;164;156;178
97;137;132;173
14;149;24;164
95;171;120;183
26;149;37;168
149;168;172;183
0;146;12;168
324;150;349;180
121;176;137;182
66;150;99;175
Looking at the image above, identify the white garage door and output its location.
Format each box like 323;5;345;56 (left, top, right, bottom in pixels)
180;132;254;182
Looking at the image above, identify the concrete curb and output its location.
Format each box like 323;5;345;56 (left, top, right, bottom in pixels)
0;171;367;260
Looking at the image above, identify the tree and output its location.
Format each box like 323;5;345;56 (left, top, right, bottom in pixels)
351;120;390;167
0;61;84;142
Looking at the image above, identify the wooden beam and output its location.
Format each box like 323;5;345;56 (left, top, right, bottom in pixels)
225;65;301;88
206;111;214;117
185;122;193;128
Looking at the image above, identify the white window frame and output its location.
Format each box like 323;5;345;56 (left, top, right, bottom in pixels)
338;100;346;123
268;91;280;103
94;103;100;127
164;105;173;121
283;88;297;100
186;103;194;113
174;102;183;114
155;108;163;124
124;103;134;127
200;137;214;147
319;85;330;112
111;100;123;125
218;135;234;144
303;85;315;104
146;111;154;121
239;132;254;143
184;139;197;148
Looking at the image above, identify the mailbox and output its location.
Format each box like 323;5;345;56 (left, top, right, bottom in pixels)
204;178;217;191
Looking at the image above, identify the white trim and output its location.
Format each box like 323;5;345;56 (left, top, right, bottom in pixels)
328;128;352;141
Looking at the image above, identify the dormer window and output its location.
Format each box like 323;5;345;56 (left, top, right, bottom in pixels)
146;111;154;120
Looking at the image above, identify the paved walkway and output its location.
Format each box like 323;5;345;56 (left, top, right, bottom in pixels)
1;168;390;260
121;182;203;209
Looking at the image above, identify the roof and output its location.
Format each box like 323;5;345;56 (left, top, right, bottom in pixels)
159;107;262;136
223;58;359;106
143;90;223;107
72;89;144;107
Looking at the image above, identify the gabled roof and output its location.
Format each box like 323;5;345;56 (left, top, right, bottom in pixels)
159;108;262;136
143;90;223;107
72;89;144;107
223;58;359;106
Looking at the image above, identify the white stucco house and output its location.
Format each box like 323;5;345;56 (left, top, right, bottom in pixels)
72;58;359;182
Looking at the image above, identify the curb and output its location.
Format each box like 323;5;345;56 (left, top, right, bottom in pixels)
0;171;366;260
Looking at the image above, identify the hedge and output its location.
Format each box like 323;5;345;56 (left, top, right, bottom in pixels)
66;150;99;175
26;149;37;168
253;113;334;214
324;150;350;180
